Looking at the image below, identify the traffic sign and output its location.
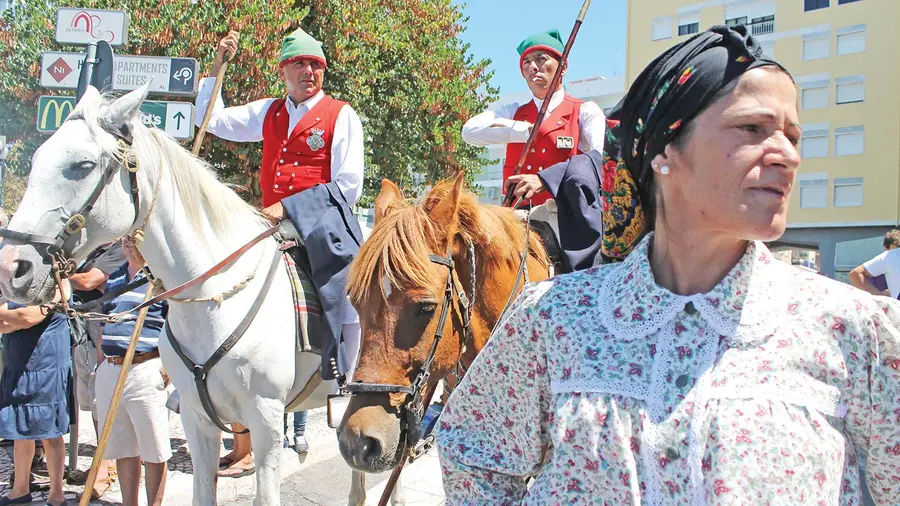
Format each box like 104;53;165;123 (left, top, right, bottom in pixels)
40;52;198;97
37;96;196;140
55;8;129;47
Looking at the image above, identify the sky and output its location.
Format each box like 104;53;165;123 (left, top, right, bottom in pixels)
453;0;627;96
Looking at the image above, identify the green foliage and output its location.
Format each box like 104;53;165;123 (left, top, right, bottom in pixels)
0;0;497;209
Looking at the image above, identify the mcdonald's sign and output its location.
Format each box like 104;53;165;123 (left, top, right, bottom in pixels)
37;96;76;134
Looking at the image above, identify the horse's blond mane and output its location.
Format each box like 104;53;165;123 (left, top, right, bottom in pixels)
78;95;265;241
348;180;549;305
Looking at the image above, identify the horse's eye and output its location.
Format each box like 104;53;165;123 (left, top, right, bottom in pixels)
419;303;437;315
71;160;96;172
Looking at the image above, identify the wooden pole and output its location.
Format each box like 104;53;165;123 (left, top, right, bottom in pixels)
192;38;238;156
502;0;592;207
78;286;156;506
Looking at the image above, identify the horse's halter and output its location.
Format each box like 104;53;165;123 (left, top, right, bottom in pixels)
343;242;476;446
0;115;142;279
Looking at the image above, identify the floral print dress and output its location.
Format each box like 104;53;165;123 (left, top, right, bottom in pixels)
437;235;900;505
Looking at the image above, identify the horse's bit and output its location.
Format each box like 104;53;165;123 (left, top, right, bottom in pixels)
342;243;476;449
0;115;141;279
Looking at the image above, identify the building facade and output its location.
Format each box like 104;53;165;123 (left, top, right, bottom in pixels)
626;0;900;279
473;75;625;205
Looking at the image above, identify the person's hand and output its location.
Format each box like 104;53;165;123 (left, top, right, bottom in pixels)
262;202;284;223
212;31;240;75
506;174;545;201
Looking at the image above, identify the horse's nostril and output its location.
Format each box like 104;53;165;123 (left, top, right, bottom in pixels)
360;436;382;467
13;260;32;280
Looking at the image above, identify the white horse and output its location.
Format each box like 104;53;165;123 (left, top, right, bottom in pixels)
0;85;403;506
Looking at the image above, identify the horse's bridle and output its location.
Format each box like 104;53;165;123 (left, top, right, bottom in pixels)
0;115;142;278
342;242;476;446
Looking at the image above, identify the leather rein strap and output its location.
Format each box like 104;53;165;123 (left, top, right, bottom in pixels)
125;224;279;315
164;241;283;435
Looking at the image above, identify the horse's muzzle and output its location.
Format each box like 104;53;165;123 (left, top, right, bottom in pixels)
0;243;55;305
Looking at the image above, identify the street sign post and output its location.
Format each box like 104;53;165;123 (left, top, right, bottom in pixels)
40;52;198;97
37;96;196;141
55;8;129;47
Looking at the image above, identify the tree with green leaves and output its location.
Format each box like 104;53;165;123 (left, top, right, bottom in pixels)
0;0;497;209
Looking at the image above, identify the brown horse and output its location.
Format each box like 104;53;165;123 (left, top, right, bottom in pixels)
336;173;550;474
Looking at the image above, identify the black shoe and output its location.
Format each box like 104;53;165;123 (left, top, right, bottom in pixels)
0;494;33;505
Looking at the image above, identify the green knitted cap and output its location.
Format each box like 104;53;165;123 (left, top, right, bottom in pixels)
517;29;565;64
279;27;327;67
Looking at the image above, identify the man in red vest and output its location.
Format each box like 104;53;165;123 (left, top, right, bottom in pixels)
194;27;363;475
462;29;606;241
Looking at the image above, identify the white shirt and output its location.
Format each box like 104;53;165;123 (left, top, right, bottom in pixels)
864;248;900;298
461;88;606;153
194;77;365;205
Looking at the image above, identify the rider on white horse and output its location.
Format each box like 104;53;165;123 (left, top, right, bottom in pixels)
194;27;364;459
461;29;607;272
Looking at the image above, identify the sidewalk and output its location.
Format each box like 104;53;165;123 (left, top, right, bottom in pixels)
0;407;446;505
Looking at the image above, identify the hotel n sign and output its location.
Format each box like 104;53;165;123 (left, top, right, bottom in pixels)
55;8;129;47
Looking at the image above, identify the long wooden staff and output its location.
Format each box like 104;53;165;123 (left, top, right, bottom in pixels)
79;284;157;506
502;0;592;208
377;384;439;506
192;35;239;155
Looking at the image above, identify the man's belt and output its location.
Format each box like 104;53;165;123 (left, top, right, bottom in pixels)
106;348;160;366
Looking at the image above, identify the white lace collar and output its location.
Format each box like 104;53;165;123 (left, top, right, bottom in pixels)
597;234;788;344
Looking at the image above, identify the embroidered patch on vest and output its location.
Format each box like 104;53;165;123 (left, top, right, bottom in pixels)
556;136;575;149
307;128;326;151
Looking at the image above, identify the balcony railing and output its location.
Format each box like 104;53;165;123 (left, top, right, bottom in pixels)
750;20;775;35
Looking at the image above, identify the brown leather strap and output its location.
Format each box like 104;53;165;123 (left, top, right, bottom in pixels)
106;348;160;366
127;224;280;313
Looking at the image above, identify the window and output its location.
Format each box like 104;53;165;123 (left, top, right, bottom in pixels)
836;25;866;55
835;126;864;155
804;0;830;11
801;86;829;109
836;76;865;104
838;0;861;4
801;130;829;158
652;17;673;41
486;187;499;200
678;22;699;36
834;177;863;207
799;176;828;209
678;14;700;36
726;16;748;26
750;15;775;35
802;35;830;60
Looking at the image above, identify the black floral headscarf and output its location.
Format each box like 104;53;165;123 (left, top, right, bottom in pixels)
600;25;789;262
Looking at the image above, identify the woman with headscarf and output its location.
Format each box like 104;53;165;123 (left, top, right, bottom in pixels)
436;25;900;505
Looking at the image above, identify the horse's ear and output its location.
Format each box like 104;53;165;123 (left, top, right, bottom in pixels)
76;86;102;109
374;179;404;223
104;83;150;129
429;172;465;234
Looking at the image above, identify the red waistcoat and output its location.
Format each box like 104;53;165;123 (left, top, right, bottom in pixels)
503;94;584;206
260;94;347;207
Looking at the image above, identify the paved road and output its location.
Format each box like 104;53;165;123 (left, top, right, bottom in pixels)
0;407;445;505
